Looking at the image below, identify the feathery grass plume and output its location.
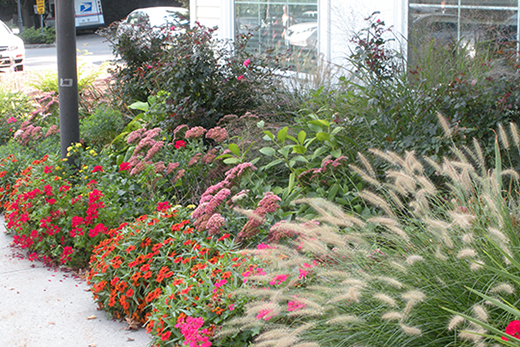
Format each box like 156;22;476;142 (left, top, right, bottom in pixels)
437;112;452;138
406;255;424;265
448;315;465;330
386;225;410;242
472;304;488;322
377;276;403;289
292;343;320;347
404;150;424;174
295;198;365;227
482;194;502;227
448;210;475;229
416;175;436;195
402;290;426;303
327;286;362;303
342;278;367;287
399;323;422;336
442;160;462;184
386;190;406;210
358;190;395;217
369;148;405;166
462;233;473;243
460;168;474;195
458;329;485;342
470;261;484;271
412;188;431;215
287;308;325;318
349;164;380;187
498;123;510;149
358;152;376;178
502;168;520;181
387;170;417;194
457;248;476;258
490;283;514;294
511;122;520;149
451;145;470;165
423;156;443;175
381;311;404;321
373;293;397;307
472;137;486;172
327;315;363;324
488;227;508;243
435;246;448;260
384;182;408;196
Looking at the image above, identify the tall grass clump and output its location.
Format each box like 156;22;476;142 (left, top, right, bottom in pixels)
223;119;520;346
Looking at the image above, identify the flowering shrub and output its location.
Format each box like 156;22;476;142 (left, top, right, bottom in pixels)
88;205;255;346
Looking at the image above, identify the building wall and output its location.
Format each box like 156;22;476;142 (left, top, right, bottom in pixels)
191;0;409;67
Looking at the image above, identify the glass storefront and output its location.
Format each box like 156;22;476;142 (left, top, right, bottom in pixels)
408;0;520;63
235;0;318;68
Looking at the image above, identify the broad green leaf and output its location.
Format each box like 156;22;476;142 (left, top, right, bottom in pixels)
331;149;342;158
331;126;345;135
298;130;306;144
278;145;292;158
128;101;149;111
223;158;241;165
309;119;330;128
316;132;330;141
286;135;298;144
259;147;276;156
228;143;241;156
277;127;288;143
292;155;308;163
262;158;284;170
312;146;329;160
263;130;275;141
328;183;340;200
292;145;307;155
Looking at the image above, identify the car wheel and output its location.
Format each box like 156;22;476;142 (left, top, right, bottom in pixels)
15;64;23;72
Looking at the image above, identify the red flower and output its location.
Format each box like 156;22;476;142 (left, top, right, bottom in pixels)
174;140;186;149
92;165;103;173
119;162;131;172
503;320;520;341
44;166;53;174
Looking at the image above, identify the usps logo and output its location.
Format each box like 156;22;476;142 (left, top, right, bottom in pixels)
79;2;93;13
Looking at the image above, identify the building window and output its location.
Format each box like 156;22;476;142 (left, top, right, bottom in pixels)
408;0;519;63
235;0;318;67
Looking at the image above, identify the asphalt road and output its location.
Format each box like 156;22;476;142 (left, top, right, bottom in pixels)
24;32;115;71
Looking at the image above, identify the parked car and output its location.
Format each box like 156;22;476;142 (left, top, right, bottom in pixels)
287;21;317;49
118;6;189;34
0;20;24;72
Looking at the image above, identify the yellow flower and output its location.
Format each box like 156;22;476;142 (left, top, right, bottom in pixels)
89;150;97;156
63;158;68;161
75;143;82;147
67;146;73;152
186;204;196;209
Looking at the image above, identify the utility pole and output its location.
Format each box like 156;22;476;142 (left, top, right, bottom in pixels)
56;0;80;167
16;0;23;33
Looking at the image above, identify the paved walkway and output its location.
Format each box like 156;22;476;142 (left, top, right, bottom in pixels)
0;216;152;347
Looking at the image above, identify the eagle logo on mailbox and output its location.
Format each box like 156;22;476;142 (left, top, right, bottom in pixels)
79;2;93;13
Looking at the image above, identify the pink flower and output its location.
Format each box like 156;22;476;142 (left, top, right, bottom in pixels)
119;162;131;172
229;304;235;311
269;274;289;286
185;126;207;139
237;75;244;81
174;140;186;149
287;297;306;312
243;58;250;67
298;268;309;280
257;242;276;250
256;308;276;321
157;201;171;211
7;117;17;123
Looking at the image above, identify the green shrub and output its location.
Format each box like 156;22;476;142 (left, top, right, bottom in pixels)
0;89;33;146
88;206;255;346
18;26;55;44
101;23;290;130
81;106;126;147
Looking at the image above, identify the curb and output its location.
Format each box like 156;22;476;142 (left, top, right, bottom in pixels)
25;43;56;49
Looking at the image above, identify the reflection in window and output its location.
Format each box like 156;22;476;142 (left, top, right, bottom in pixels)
235;0;318;69
408;0;520;65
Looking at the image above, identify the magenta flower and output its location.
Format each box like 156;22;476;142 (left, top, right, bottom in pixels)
7;117;17;123
91;165;103;173
503;320;520;341
237;75;244;81
174;140;187;149
243;58;250;67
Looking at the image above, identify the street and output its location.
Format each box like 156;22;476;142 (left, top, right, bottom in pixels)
24;32;115;71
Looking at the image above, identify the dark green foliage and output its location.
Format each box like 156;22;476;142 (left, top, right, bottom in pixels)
101;22;289;131
80;106;126;147
18;26;55;44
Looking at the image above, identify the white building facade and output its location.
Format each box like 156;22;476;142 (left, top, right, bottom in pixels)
189;0;520;68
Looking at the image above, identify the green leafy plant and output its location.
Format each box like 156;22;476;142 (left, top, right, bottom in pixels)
17;26;55;44
80;106;126;147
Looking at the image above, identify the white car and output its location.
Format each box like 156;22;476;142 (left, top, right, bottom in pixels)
120;6;189;32
287;22;317;49
0;20;24;72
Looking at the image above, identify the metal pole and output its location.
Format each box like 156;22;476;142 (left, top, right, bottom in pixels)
16;0;23;33
40;15;44;35
56;0;80;168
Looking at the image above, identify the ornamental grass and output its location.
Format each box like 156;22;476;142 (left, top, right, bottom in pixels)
223;120;520;347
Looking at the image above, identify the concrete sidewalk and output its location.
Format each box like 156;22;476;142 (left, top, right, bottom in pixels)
0;216;152;347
